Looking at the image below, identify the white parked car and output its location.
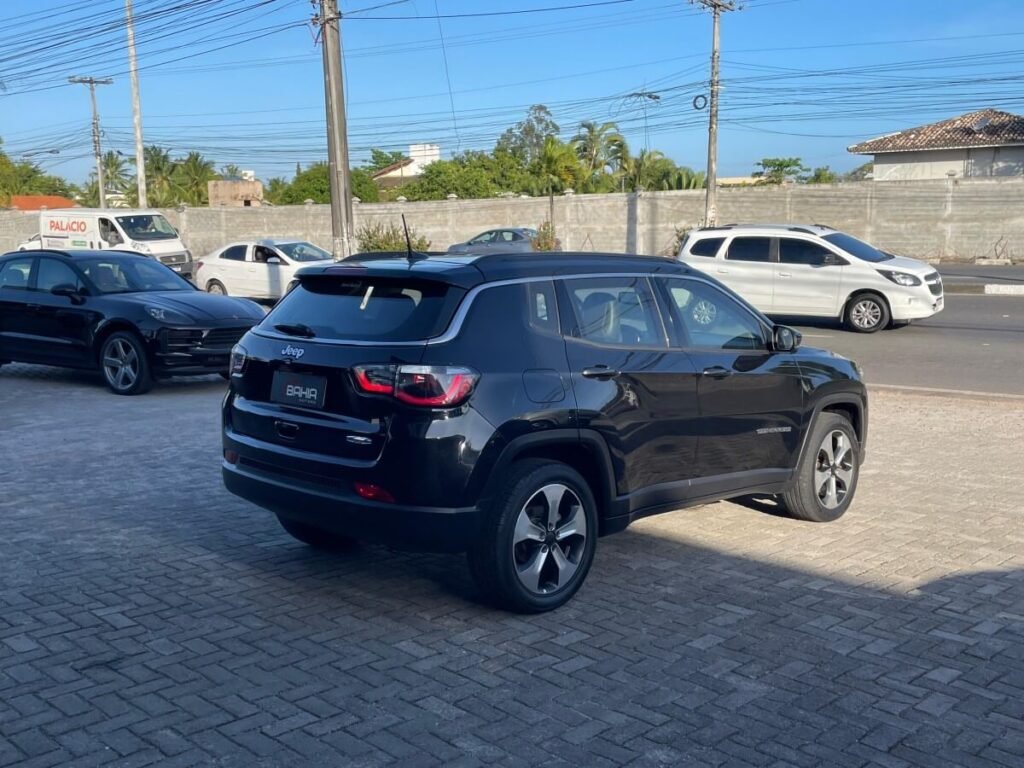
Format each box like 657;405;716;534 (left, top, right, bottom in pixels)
678;224;943;333
194;239;333;300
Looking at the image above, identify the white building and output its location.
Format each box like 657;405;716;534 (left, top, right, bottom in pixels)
848;109;1024;181
371;144;441;188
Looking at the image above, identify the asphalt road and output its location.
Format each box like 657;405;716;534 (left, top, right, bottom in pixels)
782;294;1024;396
937;264;1024;286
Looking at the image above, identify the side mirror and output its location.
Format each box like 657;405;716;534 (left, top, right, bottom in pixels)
266;257;281;265
51;284;86;304
773;325;801;352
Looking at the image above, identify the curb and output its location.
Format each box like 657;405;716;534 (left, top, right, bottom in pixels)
983;284;1024;296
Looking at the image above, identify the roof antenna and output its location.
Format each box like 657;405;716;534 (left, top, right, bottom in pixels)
401;214;427;263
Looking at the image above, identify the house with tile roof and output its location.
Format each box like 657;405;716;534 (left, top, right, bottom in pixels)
848;109;1024;181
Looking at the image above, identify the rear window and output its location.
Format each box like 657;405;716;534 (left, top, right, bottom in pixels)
687;237;724;257
262;276;464;341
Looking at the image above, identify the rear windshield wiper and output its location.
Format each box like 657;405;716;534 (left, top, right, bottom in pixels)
274;323;316;338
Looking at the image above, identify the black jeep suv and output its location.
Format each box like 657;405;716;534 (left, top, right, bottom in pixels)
223;252;867;612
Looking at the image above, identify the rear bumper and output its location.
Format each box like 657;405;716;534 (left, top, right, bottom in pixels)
222;455;481;553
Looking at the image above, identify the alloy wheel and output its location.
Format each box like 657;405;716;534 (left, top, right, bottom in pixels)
103;339;139;392
511;483;588;595
691;299;718;326
814;429;854;509
850;299;882;330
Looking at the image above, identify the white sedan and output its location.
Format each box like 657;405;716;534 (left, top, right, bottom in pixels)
194;239;333;300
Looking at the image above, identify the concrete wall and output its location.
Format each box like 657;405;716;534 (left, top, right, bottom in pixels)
874;147;1024;181
3;178;1024;262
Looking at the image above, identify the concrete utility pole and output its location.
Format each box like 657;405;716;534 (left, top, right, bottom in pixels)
69;76;114;209
318;0;354;259
125;0;147;208
691;0;735;227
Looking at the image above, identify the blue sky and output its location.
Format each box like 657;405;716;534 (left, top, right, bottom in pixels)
3;0;1024;184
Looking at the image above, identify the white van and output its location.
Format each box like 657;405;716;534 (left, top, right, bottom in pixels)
17;209;194;278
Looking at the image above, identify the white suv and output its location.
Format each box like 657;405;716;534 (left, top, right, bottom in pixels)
678;224;943;332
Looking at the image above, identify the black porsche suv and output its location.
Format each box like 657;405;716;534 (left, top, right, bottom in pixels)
0;249;263;394
223;252;867;612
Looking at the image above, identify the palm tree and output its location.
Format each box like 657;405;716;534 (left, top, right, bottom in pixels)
625;149;666;192
607;134;632;191
175;151;216;206
572;121;622;188
534;136;582;223
219;163;242;179
143;146;179;206
100;151;129;194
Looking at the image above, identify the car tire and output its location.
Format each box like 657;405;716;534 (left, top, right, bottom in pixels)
780;412;859;523
99;331;153;396
468;459;598;613
844;293;889;333
206;279;227;295
275;515;357;550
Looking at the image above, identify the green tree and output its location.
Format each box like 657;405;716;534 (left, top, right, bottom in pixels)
844;161;873;181
403;159;497;201
350;168;379;203
142;146;179;207
573;122;618;190
279;162;330;204
363;149;407;173
264;177;289;205
101;151;130;193
806;166;839;184
174;151;216;205
0;140;76;204
752;157;808;184
496;105;560;165
219;163;242;179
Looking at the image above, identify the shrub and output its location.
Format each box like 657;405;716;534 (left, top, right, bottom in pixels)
355;221;431;253
530;220;559;252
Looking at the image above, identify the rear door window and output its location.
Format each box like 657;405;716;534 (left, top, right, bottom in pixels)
726;237;772;262
264;277;465;342
688;237;725;257
0;257;34;290
778;238;835;266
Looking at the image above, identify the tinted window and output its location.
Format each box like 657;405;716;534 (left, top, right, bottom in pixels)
36;259;84;292
0;257;33;290
666;280;766;351
563;277;663;347
78;257;193;293
220;245;247;261
726;237;772;263
264;277;463;341
689;237;724;257
822;232;893;263
469;231;495;244
778;239;834;266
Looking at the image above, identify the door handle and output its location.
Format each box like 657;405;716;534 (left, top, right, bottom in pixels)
581;366;620;380
716;268;729;274
778;271;792;277
701;366;733;379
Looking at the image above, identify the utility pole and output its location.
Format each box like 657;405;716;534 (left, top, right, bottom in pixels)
317;0;354;259
125;0;147;207
691;1;735;227
69;76;114;209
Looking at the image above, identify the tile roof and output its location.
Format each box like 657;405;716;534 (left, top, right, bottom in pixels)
370;157;415;179
848;109;1024;154
8;195;79;211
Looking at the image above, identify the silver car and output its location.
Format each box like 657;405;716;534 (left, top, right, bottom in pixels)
447;227;544;255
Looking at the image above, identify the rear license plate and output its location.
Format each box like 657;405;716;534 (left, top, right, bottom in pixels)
271;371;327;409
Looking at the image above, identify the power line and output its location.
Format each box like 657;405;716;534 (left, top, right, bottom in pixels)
433;0;461;152
347;0;635;20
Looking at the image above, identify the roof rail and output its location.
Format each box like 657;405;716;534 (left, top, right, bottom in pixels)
27;248;74;257
786;226;817;235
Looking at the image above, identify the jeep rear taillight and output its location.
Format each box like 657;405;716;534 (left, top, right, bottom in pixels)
352;364;478;407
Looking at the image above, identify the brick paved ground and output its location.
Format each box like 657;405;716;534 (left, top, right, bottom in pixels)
1;363;1022;768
